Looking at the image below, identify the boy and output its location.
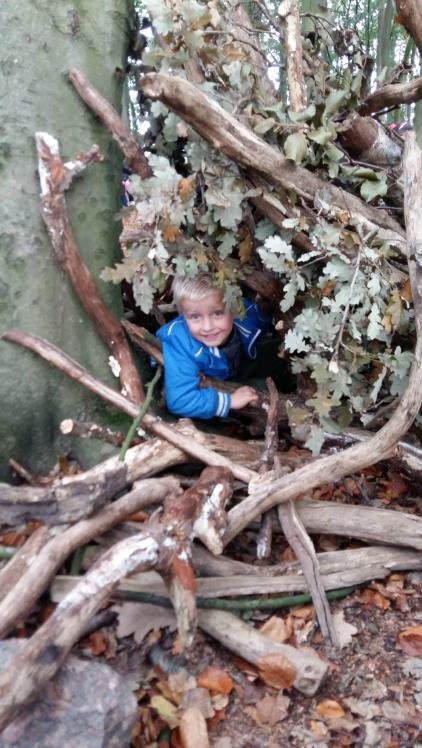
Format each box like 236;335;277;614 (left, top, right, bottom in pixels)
156;273;271;419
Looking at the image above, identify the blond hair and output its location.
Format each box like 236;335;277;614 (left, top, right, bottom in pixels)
172;273;226;311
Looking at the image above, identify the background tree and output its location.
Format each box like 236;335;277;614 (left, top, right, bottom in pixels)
0;0;139;480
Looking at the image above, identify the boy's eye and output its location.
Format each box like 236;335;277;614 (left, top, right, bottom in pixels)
189;314;200;320
213;310;224;318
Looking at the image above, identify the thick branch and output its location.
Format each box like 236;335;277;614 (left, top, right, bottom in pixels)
35;132;144;403
395;0;422;55
68;68;152;179
225;139;422;541
279;0;307;112
360;75;422;115
0;469;232;728
338;113;401;165
0;431;189;525
0;478;178;640
198;610;327;696
140;73;405;247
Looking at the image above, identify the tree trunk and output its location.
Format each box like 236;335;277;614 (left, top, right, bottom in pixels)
0;0;141;480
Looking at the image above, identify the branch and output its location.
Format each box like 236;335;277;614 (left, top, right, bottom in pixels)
140;73;405;248
68;68;153;179
225;135;422;542
395;0;422;55
360;75;422;115
1;330;255;484
0;468;233;729
279;0;307;112
35;131;144;403
0;478;179;640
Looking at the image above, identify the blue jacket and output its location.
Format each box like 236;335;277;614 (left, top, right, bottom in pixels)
156;301;269;419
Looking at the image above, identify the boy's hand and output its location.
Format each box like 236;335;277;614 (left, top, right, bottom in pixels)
230;385;259;410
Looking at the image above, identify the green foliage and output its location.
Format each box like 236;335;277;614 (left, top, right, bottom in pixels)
104;0;418;445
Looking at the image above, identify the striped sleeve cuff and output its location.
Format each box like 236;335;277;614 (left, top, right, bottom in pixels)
215;391;231;417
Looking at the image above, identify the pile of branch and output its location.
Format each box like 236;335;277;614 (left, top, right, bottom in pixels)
1;53;422;733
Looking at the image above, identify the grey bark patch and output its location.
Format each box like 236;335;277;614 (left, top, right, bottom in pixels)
0;640;137;747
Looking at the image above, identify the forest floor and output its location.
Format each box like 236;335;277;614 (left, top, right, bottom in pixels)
2;458;422;747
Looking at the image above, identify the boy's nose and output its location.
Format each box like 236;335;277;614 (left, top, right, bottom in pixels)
202;316;214;330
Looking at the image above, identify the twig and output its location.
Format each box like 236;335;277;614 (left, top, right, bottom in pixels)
119;367;162;461
256;378;280;559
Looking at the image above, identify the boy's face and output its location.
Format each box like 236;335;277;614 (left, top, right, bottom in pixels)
180;291;234;347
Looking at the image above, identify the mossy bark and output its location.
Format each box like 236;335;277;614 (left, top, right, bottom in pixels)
0;0;138;479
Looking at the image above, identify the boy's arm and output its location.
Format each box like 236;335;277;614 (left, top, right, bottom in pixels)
162;342;231;419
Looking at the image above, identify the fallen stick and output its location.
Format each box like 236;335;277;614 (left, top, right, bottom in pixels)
278;496;340;647
35;132;144;404
0;527;52;603
0;468;231;729
0;477;178;640
60;418;128;447
193;543;422;579
198;609;327;696
256;378;279;559
0;524;169;731
296;498;422;551
0;429;190;525
51;544;422;601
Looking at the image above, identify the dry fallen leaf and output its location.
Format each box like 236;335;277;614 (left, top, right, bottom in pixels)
332;610;358;649
316;699;345;720
259;615;292;643
290;604;315;621
356;588;390;610
381;699;422;726
399;624;422;656
197;666;233;695
255;693;290;726
168;669;197;695
180;688;214;719
113;602;176;644
179;706;209;748
150;695;179;729
256;653;296;689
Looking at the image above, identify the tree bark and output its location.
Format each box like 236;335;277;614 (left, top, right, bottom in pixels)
338;113;401;165
395;0;422;55
0;0;137;480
